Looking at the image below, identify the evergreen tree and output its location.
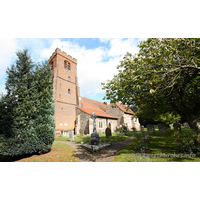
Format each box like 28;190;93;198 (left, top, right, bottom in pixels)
0;49;55;156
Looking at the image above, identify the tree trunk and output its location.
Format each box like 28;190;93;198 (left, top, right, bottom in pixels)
186;114;200;146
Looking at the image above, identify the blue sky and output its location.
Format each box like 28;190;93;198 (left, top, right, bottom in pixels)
0;38;144;102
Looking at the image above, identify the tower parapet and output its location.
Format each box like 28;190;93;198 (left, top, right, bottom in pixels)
49;48;77;64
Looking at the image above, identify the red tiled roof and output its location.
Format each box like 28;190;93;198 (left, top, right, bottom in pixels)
78;97;117;119
115;102;135;115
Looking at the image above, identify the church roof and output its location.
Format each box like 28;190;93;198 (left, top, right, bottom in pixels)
115;102;135;115
78;97;117;119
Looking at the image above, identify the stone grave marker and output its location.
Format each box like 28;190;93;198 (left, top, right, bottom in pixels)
68;131;74;142
98;129;103;135
183;122;189;128
158;124;170;134
105;127;112;138
169;124;173;129
146;124;155;134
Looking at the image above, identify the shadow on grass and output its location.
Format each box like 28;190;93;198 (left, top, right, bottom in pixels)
0;150;51;162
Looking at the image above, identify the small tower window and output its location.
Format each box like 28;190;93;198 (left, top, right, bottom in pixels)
68;63;70;70
64;61;67;69
68;89;71;94
68;76;71;81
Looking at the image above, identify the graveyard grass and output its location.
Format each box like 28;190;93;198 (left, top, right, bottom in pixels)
15;142;76;162
113;128;200;162
55;132;134;143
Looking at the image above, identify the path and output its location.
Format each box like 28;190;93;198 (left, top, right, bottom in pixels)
55;134;136;162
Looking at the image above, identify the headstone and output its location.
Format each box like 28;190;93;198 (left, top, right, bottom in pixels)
169;124;173;129
105;127;112;138
183;122;189;128
146;124;155;134
68;131;74;141
79;128;84;136
158;124;170;134
98;129;103;135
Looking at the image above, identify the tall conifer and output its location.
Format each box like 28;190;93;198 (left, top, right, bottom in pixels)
0;50;55;156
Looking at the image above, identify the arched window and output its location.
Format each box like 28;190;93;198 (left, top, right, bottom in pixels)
68;76;71;81
68;89;71;94
68;63;70;70
64;61;67;69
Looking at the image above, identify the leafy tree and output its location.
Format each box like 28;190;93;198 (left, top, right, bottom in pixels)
102;38;200;146
0;49;55;156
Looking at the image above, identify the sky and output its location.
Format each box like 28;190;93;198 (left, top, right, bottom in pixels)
0;38;145;102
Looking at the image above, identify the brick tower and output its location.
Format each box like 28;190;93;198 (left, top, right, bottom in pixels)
49;48;80;137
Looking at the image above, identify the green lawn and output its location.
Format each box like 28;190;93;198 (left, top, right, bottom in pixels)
113;128;200;162
55;132;134;143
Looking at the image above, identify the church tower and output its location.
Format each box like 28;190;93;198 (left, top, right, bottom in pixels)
49;48;80;137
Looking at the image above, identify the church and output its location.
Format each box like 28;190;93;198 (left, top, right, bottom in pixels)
48;48;140;137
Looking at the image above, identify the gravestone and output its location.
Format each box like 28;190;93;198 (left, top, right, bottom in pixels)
68;131;74;141
79;128;84;136
169;124;173;129
146;124;155;134
105;127;112;138
158;124;170;134
183;122;189;128
98;129;103;135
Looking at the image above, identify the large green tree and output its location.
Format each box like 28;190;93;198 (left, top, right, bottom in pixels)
0;49;55;156
102;38;200;145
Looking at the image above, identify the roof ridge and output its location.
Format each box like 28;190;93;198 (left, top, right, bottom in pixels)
80;96;109;105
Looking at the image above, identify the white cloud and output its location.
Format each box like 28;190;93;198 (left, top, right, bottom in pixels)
0;38;18;79
41;38;139;97
99;38;111;43
108;38;139;57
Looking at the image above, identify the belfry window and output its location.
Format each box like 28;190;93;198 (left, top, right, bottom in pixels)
68;63;70;70
68;89;71;94
68;76;71;81
64;61;67;69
